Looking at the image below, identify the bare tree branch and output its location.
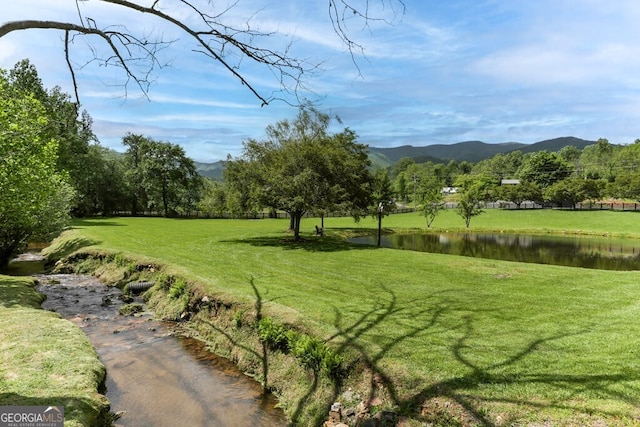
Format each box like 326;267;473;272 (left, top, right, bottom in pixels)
64;30;80;104
1;19;163;99
0;0;405;105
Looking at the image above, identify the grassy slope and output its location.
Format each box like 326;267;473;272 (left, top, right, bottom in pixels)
60;211;640;425
0;275;109;427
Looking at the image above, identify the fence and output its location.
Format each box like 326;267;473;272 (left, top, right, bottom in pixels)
113;203;640;219
480;201;640;211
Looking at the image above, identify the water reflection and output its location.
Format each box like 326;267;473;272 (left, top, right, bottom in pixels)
1;252;46;276
349;232;640;270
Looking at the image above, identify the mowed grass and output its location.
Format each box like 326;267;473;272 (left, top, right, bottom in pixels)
0;275;109;426
348;207;640;237
66;211;640;424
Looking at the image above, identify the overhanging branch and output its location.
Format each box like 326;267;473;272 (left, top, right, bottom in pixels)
0;0;404;105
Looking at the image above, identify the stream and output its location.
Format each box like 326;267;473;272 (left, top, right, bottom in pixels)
7;254;288;426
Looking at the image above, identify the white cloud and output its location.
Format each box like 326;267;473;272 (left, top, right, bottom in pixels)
3;0;640;160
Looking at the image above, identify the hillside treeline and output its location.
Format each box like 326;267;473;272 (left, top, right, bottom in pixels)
389;139;640;209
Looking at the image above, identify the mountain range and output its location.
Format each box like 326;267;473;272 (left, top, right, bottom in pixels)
367;136;596;167
195;136;597;179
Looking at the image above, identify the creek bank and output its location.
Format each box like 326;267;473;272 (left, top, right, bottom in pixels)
48;250;409;426
35;273;288;426
0;273;111;427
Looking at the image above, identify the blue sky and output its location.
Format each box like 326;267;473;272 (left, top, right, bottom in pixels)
2;1;640;162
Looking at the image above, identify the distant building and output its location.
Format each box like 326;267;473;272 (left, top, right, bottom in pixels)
501;179;520;185
441;186;458;195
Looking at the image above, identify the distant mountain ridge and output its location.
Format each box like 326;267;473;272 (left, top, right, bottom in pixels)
368;137;596;166
194;160;225;179
195;137;597;178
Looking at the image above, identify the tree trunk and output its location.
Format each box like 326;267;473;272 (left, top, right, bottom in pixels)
377;212;382;247
293;214;301;240
131;195;138;216
162;184;169;217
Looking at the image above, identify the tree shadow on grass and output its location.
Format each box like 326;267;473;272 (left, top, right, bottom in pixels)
286;285;443;425
325;287;640;425
222;234;379;253
201;277;640;425
71;218;126;227
402;316;640;425
196;277;274;391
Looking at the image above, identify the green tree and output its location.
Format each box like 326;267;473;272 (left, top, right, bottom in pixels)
389;157;416;179
72;144;126;216
225;107;373;240
604;141;640;199
474;151;523;184
421;187;444;228
198;179;228;218
454;176;487;228
518;151;573;188
224;158;260;218
558;145;583;176
394;172;409;202
0;72;74;265
609;170;640;200
122;133;148;215
580;138;620;182
543;177;596;209
497;181;543;208
7;59;99;215
90;146;129;216
371;168;396;246
123;134;202;217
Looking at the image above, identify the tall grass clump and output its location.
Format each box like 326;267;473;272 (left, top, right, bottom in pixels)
258;317;343;379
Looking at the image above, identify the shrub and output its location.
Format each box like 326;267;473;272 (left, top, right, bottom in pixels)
232;309;247;328
155;273;171;291
257;317;343;378
169;278;188;299
257;317;289;351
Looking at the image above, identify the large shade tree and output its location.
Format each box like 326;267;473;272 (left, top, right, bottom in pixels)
497;181;543;208
225;107;373;240
123;133;202;217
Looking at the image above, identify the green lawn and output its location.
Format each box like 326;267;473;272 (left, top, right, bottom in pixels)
354;207;640;237
0;275;110;426
56;210;640;425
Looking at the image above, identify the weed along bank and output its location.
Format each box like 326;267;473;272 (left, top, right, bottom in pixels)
36;215;640;426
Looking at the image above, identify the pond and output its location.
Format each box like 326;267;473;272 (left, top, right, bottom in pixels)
349;232;640;270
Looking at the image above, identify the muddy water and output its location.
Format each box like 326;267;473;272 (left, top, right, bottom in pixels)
34;273;288;427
